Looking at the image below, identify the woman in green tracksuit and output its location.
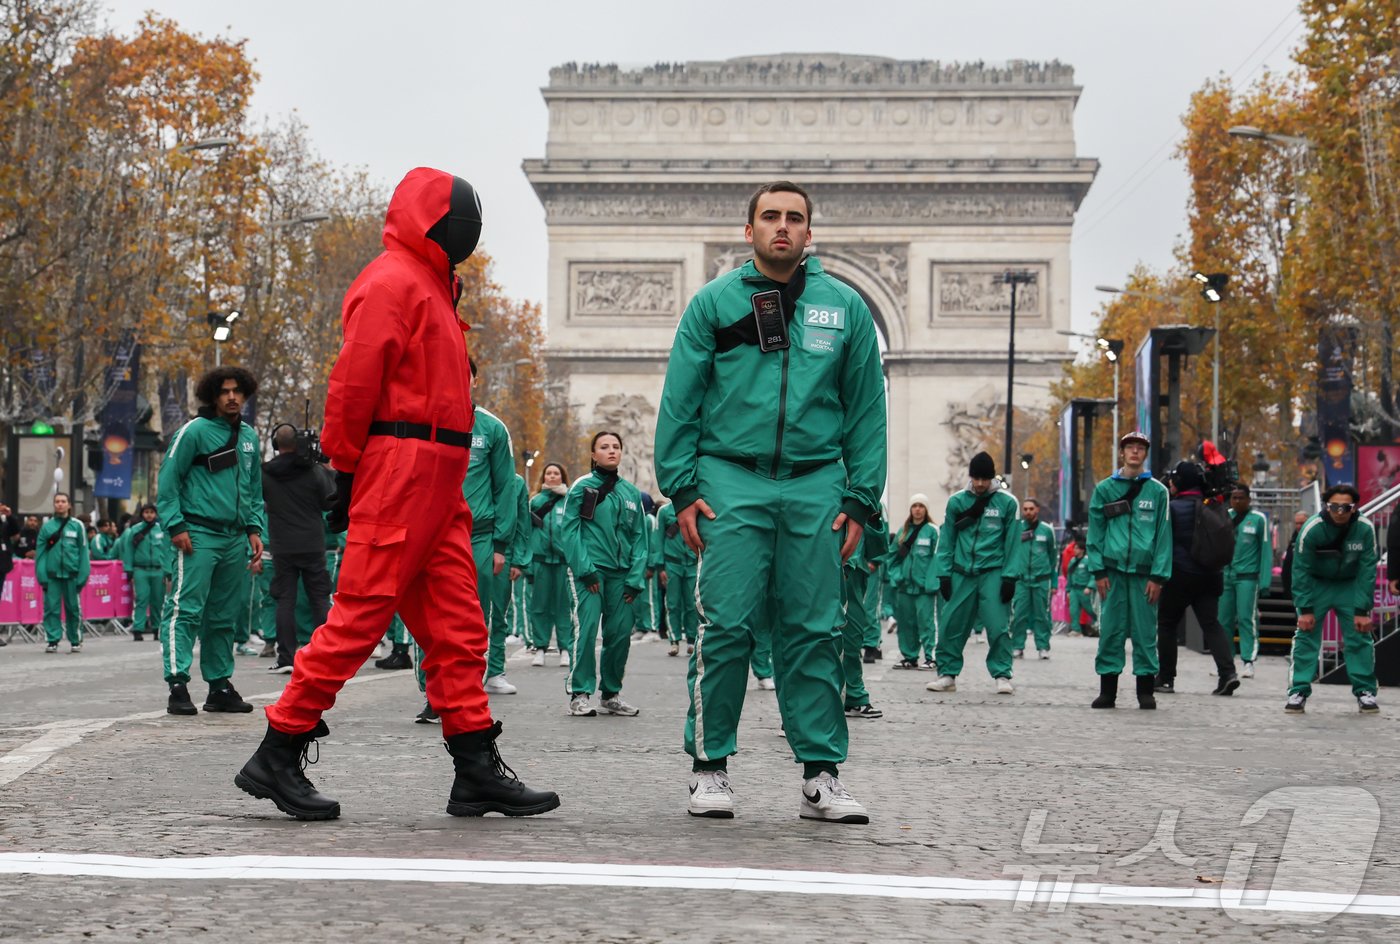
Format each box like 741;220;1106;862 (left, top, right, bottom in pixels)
888;495;939;670
657;499;699;657
561;433;648;717
527;463;572;668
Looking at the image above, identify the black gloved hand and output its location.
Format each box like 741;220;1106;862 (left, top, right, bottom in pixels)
1001;578;1016;603
939;575;953;601
327;471;354;533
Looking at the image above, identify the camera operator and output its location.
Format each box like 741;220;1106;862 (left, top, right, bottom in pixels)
1154;461;1240;696
261;424;337;671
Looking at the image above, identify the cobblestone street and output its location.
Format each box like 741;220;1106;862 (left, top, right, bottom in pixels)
1;630;1396;942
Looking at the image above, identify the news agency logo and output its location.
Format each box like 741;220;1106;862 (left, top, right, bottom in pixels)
1003;787;1380;924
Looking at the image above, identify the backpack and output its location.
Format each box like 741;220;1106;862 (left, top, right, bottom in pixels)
1190;498;1236;570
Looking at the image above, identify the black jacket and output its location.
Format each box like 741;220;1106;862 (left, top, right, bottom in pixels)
1167;490;1223;589
260;454;337;556
0;514;19;580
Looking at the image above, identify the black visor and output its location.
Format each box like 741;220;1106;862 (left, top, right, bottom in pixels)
427;176;483;267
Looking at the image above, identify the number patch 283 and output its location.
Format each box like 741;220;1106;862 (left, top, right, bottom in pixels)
803;307;845;330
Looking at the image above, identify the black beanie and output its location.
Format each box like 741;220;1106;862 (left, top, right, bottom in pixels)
1172;461;1205;491
969;451;996;479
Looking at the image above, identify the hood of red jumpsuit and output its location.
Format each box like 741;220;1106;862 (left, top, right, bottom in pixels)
381;167;455;286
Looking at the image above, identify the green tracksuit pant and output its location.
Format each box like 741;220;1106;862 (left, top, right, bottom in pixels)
1289;589;1377;697
130;568;165;635
894;589;935;662
233;566;274;644
1012;578;1053;653
1094;572;1159;677
686;456;847;770
159;528;243;686
632;575;659;632
665;569;699;644
476;531;507;678
41;577;82;645
841;568;872;708
862;575;884;648
489;556;513;672
568;568;633;697
935;570;1013;679
751;614;774;680
1068;586;1097;631
386;613;408;645
528;562;572;651
509;577;530;638
1220;578;1261;663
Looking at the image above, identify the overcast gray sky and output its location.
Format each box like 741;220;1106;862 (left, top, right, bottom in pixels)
101;0;1303;336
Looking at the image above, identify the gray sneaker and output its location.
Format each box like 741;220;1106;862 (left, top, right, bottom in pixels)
568;694;596;717
598;694;639;716
1358;692;1380;714
1284;692;1307;713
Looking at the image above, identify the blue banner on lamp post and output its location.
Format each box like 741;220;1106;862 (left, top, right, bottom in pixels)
94;339;141;500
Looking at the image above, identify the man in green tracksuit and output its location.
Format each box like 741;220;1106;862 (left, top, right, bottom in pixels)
656;181;886;824
156;366;265;716
657;499;700;657
1285;484;1380;713
842;521;887;719
115;504;168;642
233;549;270;656
928;453;1020;694
461;375;518;696
1086;431;1172;710
89;519;117;560
1011;498;1058;659
1221;484;1272;676
527;472;572;666
35;492;89;652
493;473;532;648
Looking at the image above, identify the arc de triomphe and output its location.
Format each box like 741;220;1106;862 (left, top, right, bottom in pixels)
524;55;1097;511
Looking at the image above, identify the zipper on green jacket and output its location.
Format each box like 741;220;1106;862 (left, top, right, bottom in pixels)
769;347;790;478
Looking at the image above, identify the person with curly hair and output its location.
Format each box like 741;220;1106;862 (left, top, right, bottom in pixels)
156;365;265;715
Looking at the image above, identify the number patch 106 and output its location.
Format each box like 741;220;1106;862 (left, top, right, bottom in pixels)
803;307;846;330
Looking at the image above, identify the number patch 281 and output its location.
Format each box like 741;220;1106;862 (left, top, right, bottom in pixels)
803;307;845;330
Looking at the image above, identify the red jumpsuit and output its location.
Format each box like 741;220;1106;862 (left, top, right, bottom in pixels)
266;167;490;738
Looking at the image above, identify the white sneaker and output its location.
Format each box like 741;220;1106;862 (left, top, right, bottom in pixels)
926;675;957;692
687;771;735;818
505;633;522;646
558;650;571;668
371;643;386;660
1241;661;1254;679
996;677;1014;695
1037;650;1050;660
756;677;776;691
530;650;546;667
1358;692;1380;713
1013;649;1024;659
568;694;596;716
599;694;639;716
631;630;645;641
799;771;869;824
484;674;518;695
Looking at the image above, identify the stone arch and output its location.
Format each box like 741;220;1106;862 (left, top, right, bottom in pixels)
811;250;904;353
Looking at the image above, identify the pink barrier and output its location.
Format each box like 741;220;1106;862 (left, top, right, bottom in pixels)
2;559;135;625
1;561;43;625
1050;576;1068;622
81;561;133;619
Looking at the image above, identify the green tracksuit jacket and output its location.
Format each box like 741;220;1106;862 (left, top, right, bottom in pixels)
158;414;266;539
934;488;1020;678
36;517;90;585
462;406;516;554
89;533;116;561
656;502;697;578
116;520;170;572
654;257;886;523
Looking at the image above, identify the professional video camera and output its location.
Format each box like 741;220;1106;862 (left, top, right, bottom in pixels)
1195;440;1239;499
273;402;329;468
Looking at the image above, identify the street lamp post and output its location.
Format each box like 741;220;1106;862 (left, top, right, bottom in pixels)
994;269;1037;482
207;309;241;366
1096;337;1126;448
1191;272;1229;443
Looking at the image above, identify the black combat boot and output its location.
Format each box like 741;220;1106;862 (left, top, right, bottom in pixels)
1136;674;1157;710
167;682;198;716
1091;674;1117;709
235;720;340;820
375;644;412;670
444;721;561;817
204;682;254;713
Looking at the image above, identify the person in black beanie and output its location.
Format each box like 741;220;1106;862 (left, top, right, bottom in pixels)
1154;461;1240;695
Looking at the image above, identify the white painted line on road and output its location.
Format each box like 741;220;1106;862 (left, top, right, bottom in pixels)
0;853;1395;917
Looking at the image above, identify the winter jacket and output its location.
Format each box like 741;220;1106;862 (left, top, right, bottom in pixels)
261;454;337;555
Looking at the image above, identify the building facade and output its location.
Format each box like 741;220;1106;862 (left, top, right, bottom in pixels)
524;54;1097;510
